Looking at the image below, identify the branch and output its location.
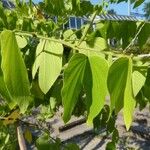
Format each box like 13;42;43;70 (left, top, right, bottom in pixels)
77;10;98;46
123;22;146;53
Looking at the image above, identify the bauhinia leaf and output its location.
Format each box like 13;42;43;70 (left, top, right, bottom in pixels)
107;57;135;130
62;54;87;123
62;53;108;124
86;55;108;124
132;71;146;97
107;57;128;114
32;39;63;94
0;30;32;113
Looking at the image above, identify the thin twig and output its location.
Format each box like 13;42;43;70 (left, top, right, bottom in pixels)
123;22;146;53
15;30;150;61
78;10;98;46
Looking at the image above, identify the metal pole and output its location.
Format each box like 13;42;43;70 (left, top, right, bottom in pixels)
128;0;131;16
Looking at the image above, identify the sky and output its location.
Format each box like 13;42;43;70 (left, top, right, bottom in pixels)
91;0;148;16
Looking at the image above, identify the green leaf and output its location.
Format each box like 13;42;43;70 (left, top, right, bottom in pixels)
36;134;61;150
32;39;63;94
132;71;146;97
63;29;77;41
107;57;128;114
62;53;108;124
65;143;80;150
143;68;150;99
0;30;31;113
86;55;108;124
0;67;14;108
107;57;135;130
124;58;135;130
16;35;27;49
133;0;144;8
106;142;116;150
88;37;107;51
62;54;87;123
138;23;150;49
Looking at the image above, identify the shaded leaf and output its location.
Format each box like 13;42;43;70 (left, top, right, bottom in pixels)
24;129;32;144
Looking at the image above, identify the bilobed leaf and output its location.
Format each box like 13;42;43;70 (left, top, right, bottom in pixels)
107;57;128;114
62;53;108;124
86;55;108;124
62;54;87;123
132;71;146;97
0;30;32;113
107;57;135;130
32;39;63;94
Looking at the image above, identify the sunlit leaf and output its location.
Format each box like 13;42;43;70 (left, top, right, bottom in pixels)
86;55;108;124
32;39;63;93
132;71;146;97
62;53;108;124
0;30;32;113
16;35;27;49
3;109;20;125
107;57;135;130
123;58;136;130
62;54;87;123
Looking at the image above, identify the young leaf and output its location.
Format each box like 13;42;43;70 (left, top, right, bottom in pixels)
0;30;32;113
62;54;87;123
32;39;63;94
132;71;146;97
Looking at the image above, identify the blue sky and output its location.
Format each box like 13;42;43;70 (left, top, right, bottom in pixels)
91;0;148;15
